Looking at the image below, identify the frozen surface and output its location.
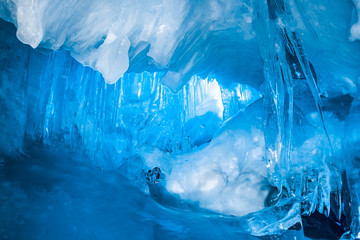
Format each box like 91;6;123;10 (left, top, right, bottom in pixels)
164;100;268;216
0;147;250;240
136;100;269;217
0;146;312;240
0;0;360;239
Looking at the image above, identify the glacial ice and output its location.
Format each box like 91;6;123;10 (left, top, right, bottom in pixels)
165;99;269;217
0;0;360;239
0;0;262;90
351;0;360;41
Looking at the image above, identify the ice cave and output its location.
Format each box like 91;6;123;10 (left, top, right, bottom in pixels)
0;0;360;239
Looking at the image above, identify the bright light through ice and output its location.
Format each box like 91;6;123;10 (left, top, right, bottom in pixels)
184;76;224;121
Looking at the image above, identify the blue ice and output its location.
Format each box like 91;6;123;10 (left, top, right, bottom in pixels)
0;0;360;239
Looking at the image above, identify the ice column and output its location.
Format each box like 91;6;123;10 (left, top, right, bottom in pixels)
253;0;343;221
343;99;360;239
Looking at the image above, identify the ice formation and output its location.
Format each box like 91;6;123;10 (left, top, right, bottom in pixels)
0;0;360;239
165;100;269;216
0;0;263;90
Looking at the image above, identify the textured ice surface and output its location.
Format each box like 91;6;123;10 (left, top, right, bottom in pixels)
0;146;315;239
1;0;360;239
0;18;261;163
351;0;360;40
0;147;257;239
147;100;269;217
0;0;263;90
343;99;360;239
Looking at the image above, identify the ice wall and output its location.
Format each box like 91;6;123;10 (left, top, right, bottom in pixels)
0;19;260;166
1;0;360;238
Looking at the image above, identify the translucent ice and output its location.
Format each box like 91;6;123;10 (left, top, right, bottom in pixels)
350;0;360;41
0;0;262;90
1;0;360;238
